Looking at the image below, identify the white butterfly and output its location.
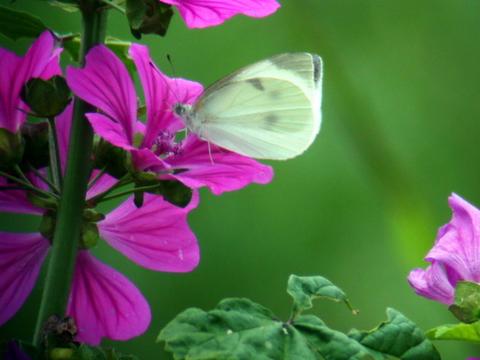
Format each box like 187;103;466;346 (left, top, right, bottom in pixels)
174;53;323;160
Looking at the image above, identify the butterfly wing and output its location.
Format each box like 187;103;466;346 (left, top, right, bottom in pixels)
190;53;322;160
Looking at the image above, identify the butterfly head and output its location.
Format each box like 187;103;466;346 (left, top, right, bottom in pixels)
173;103;197;130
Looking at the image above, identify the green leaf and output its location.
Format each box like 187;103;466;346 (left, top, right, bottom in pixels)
126;0;173;39
349;308;440;360
287;275;356;316
21;76;71;118
294;315;379;360
0;6;47;40
158;298;321;360
426;320;480;343
448;281;480;323
159;276;439;360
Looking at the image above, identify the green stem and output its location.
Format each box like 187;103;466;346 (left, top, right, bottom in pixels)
33;1;108;347
14;165;32;185
0;170;59;200
87;166;106;189
99;183;162;203
100;0;126;13
87;174;130;205
47;117;64;190
28;164;60;194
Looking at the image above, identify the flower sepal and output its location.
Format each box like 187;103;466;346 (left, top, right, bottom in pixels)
0;128;24;169
80;222;100;249
39;210;57;241
449;281;480;324
133;170;192;208
93;139;129;179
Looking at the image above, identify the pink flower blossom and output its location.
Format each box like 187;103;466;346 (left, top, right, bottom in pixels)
159;0;281;28
408;194;480;304
0;105;200;344
0;31;61;133
66;44;273;195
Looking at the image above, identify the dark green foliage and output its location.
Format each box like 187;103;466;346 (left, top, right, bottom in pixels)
126;0;173;39
0;6;46;40
0;128;24;169
158;275;440;360
21;122;50;169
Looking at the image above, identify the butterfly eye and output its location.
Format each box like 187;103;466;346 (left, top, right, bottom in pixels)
173;103;186;116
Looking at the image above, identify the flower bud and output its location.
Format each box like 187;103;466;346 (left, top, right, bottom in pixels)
0;128;24;169
21;76;71;118
93;139;129;179
80;222;100;249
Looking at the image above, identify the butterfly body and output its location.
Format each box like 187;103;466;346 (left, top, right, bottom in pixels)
174;53;323;160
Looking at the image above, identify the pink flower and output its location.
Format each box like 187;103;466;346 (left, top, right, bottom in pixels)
0;105;200;344
408;194;480;304
66;44;273;195
159;0;281;28
0;31;61;133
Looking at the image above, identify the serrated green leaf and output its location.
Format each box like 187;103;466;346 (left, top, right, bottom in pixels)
287;275;356;316
448;281;480;323
294;315;380;360
0;6;47;40
158;298;321;360
349;308;440;360
426;320;480;343
159;278;439;360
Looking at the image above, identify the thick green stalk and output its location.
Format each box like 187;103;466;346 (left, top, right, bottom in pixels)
33;2;108;346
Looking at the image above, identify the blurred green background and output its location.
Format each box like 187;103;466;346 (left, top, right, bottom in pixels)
1;0;479;358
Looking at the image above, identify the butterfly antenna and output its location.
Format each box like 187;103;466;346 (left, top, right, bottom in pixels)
166;53;182;105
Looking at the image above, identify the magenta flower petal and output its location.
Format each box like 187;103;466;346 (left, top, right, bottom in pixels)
86;170;118;199
20;30;62;83
86;113;136;151
0;50;22;132
426;194;480;282
0;233;49;325
99;192;200;272
408;193;480;305
160;0;281;28
131;148;170;172
66;46;137;144
67;251;151;345
0;31;61;133
167;135;274;195
129;44;203;147
0;177;42;215
408;262;455;305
